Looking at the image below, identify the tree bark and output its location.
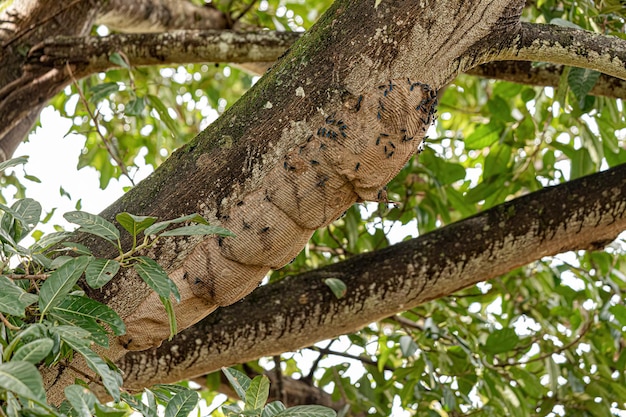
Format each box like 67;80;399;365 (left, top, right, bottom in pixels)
117;161;626;390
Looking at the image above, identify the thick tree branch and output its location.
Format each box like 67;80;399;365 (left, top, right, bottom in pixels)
118;162;626;389
28;30;301;73
467;61;626;99
496;22;626;81
96;0;229;33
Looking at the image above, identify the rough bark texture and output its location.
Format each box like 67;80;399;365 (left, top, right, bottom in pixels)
42;0;532;402
4;0;625;404
117;162;626;390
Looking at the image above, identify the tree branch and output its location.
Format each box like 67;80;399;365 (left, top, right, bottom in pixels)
27;30;301;74
95;0;229;33
467;61;626;99
118;162;626;390
498;22;626;81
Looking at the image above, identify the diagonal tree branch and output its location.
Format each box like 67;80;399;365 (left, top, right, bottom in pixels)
118;162;626;390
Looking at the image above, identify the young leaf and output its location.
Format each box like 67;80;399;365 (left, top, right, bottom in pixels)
0;156;28;173
245;375;270;412
324;278;347;299
160;224;235;237
274;405;337;417
143;213;209;236
12;338;54;364
63;211;120;246
0;276;38;317
39;256;90;317
223;367;252;401
85;258;120;288
163;390;199;417
115;212;157;237
0;361;47;403
65;384;96;417
133;256;174;299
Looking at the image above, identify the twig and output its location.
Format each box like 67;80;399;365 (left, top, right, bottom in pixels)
5;273;49;280
0;312;20;330
233;0;259;23
66;63;135;186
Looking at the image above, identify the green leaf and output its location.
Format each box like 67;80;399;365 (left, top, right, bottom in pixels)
245;375;270;411
143;213;209;236
85;258;120;288
324;278;347;299
63;211;120;246
274;405;336;417
115;212;157;237
483;328;520;355
38;256;90;317
147;94;179;135
12;338;54;364
163;390;199;417
161;296;177;340
160;224;235;237
121;391;158;417
262;401;287;417
125;96;146;116
89;82;120;102
30;231;74;253
60;334;122;402
464;123;503;150
0;275;38;316
94;402;128;417
65;384;96;417
399;335;418;357
108;52;130;69
6;198;41;242
568;67;601;106
0;361;47;403
223;367;252;401
133;256;174;299
0;156;28;173
60;241;93;255
52;294;126;336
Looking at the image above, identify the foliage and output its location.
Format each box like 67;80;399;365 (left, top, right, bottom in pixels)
2;0;626;416
0;159;249;415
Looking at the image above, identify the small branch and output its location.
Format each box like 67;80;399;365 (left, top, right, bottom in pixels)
492;318;592;368
5;273;50;280
0;313;20;330
309;346;395;372
67;64;135;186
